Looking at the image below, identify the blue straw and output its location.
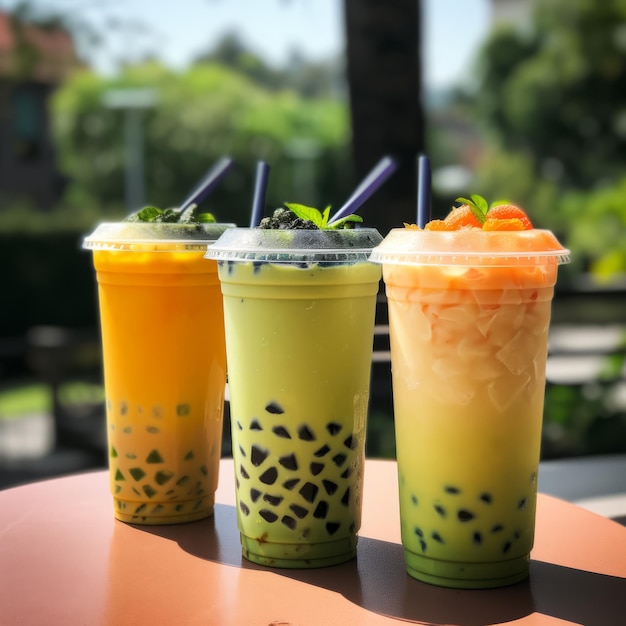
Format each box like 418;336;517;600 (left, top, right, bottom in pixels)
417;154;431;228
178;156;234;212
250;161;270;227
328;156;398;225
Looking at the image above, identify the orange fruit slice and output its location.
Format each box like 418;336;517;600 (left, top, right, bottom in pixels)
443;205;482;229
486;204;533;229
483;218;526;231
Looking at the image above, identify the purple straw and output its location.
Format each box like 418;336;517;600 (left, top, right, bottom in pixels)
327;155;398;224
250;161;270;227
178;156;234;212
417;154;431;228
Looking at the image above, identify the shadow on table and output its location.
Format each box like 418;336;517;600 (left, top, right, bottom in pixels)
140;503;626;626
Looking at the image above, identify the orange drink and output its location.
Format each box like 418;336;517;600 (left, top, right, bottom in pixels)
84;222;234;524
371;226;569;588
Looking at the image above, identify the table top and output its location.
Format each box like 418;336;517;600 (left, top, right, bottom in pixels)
1;459;625;626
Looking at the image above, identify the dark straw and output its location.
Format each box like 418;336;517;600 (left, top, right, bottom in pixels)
328;155;398;224
178;156;234;212
250;161;270;227
417;154;431;228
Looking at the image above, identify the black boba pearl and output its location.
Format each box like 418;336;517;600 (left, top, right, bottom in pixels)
238;445;246;457
491;524;504;533
414;527;424;538
480;492;493;504
322;479;338;495
314;444;330;457
240;502;250;516
343;435;357;450
250;488;261;502
263;494;283;506
434;504;446;518
290;504;308;519
283;478;300;490
252;261;264;273
332;453;347;467
265;402;284;414
299;482;319;503
341;487;350;506
297;425;316;441
236;420;243;430
420;540;427;552
518;497;527;510
326;522;340;535
341;467;353;479
411;494;418;506
272;426;291;438
503;541;512;554
279;453;298;471
313;501;328;519
310;462;324;476
432;531;444;544
259;509;278;523
444;485;460;494
458;509;475;522
259;467;278;485
240;464;249;479
326;422;342;435
251;445;269;467
250;419;263;431
473;532;482;545
281;516;296;530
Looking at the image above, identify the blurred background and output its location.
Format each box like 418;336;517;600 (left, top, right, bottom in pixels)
0;0;625;489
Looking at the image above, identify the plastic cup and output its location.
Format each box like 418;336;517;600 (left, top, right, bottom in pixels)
205;228;383;567
370;228;570;588
83;222;235;525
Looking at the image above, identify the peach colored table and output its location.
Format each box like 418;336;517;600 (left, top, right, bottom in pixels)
1;459;625;626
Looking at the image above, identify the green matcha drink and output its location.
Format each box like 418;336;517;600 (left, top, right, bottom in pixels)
206;218;382;567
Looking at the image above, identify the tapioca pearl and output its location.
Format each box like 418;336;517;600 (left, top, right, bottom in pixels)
200;465;208;477
240;501;250;516
252;261;264;273
283;478;300;490
114;485;122;494
152;504;164;514
176;403;190;416
235;478;240;490
142;485;157;498
432;531;444;544
265;401;284;415
341;488;350;506
298;424;316;441
414;526;424;538
129;467;146;481
259;467;278;485
480;492;493;504
250;488;261;502
238;445;246;457
279;453;298;471
313;500;328;519
341;467;353;479
251;445;269;467
240;464;250;479
332;453;347;467
326;422;342;435
458;509;475;522
125;453;137;460
123;426;132;434
132;487;141;496
343;435;357;450
314;444;330;457
411;494;418;506
326;522;341;535
176;475;190;487
135;503;147;514
419;540;427;552
110;446;118;459
503;541;512;554
514;530;521;540
155;471;173;486
259;509;278;523
272;426;291;438
290;504;309;519
491;524;504;533
322;479;338;495
444;485;461;495
310;462;324;476
152;406;162;418
434;504;446;518
120;401;128;416
281;516;297;530
146;426;159;434
263;494;283;506
299;482;319;503
235;420;243;431
184;450;194;461
250;419;263;430
518;497;527;510
473;532;482;545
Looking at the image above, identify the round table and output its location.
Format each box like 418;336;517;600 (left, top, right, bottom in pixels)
1;459;625;625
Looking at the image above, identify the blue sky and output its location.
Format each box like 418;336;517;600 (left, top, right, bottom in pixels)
0;0;490;89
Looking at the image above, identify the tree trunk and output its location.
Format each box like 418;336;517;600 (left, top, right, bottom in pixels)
343;0;424;235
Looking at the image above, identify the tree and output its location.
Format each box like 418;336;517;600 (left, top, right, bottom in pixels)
343;0;424;235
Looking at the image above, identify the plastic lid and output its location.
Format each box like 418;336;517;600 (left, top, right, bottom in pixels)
369;228;571;267
204;228;383;264
82;222;236;252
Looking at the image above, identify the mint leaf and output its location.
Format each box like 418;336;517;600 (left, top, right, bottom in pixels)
327;214;363;230
455;195;488;224
471;194;489;216
490;199;511;209
126;206;162;222
321;205;331;229
196;212;216;223
284;202;324;227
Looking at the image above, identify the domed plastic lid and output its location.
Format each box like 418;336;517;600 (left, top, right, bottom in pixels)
370;228;570;267
204;228;383;264
82;222;236;252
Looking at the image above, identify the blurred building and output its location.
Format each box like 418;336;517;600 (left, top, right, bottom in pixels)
0;12;83;210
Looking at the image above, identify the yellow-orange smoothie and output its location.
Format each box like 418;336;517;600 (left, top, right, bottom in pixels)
86;224;230;524
373;228;569;587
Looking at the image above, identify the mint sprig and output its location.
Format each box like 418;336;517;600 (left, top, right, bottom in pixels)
284;202;363;230
455;194;489;224
125;204;216;224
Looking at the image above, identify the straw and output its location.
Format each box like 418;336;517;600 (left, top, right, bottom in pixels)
417;154;431;228
327;155;398;225
178;156;234;212
250;161;270;227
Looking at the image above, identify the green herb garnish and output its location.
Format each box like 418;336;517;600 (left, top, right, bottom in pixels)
125;204;216;224
284;202;363;230
455;195;489;225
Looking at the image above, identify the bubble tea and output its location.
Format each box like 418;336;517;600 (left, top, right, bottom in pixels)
84;221;234;524
206;214;382;568
371;202;569;588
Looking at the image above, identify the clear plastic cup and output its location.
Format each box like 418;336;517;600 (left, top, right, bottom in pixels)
83;222;235;524
370;228;570;588
205;228;382;567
